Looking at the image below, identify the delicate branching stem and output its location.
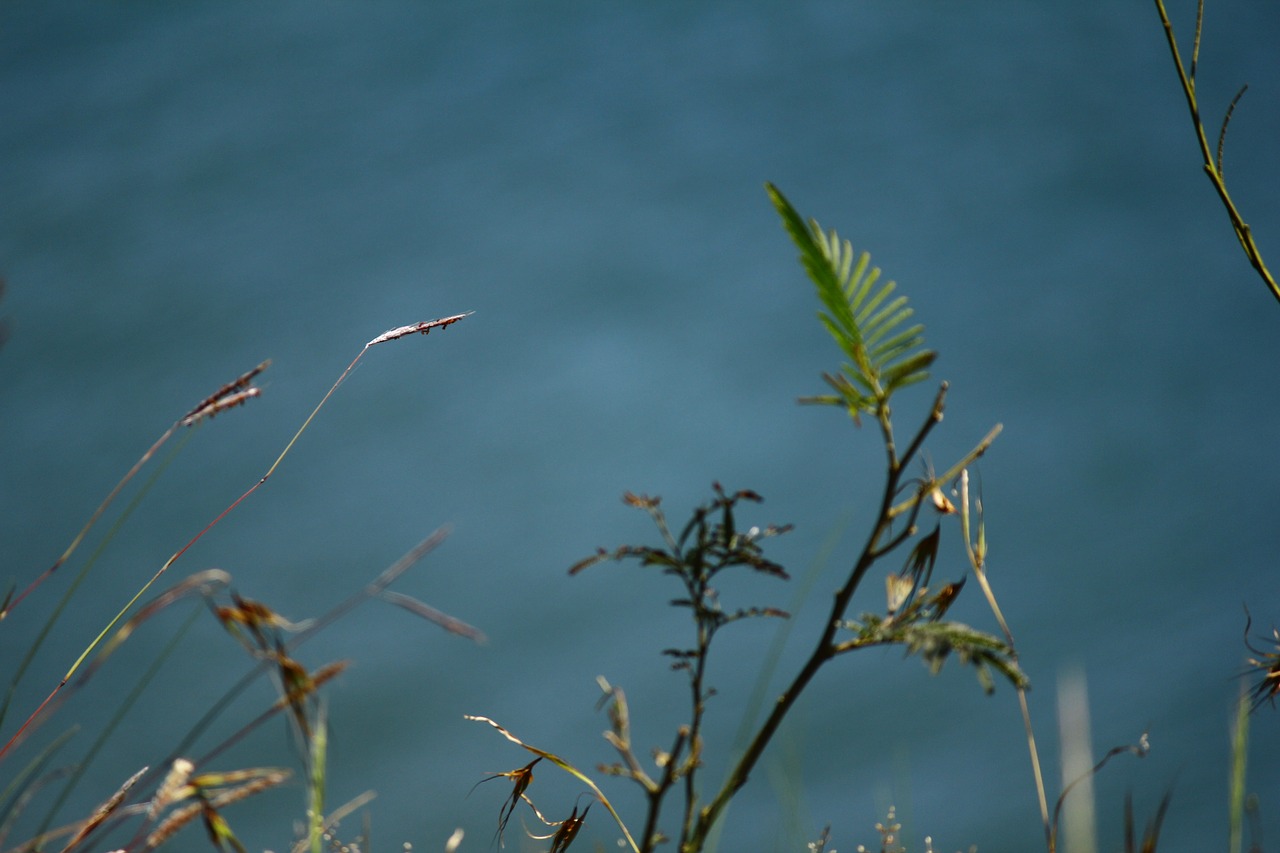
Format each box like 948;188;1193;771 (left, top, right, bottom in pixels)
560;191;1016;852
1153;0;1279;304
1051;731;1150;849
687;385;989;850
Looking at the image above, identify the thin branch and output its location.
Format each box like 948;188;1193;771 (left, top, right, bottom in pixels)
688;398;998;848
1152;0;1279;304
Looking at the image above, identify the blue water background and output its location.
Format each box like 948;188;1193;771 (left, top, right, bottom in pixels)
3;3;1279;851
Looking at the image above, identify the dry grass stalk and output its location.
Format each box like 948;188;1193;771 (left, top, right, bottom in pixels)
366;312;472;347
465;715;639;852
468;757;539;847
182;388;262;427
205;769;289;808
378;590;487;643
181;360;271;424
144;801;203;850
143;767;289;850
148;758;194;819
57;766;147;853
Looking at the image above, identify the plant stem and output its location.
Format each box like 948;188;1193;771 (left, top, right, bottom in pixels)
686;387;950;850
1152;0;1279;304
960;471;1050;852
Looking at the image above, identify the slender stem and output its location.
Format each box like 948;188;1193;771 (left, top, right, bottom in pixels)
960;471;1050;852
678;618;711;848
3;424;179;621
1020;688;1052;853
686;389;952;849
639;727;685;853
1153;0;1280;303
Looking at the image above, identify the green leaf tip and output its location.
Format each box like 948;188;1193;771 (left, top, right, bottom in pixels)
766;183;936;417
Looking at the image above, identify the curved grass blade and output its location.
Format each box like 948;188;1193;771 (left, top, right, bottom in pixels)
465;715;639;853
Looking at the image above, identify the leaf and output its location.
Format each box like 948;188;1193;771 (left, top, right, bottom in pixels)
766;183;936;413
840;616;1027;693
881;349;938;393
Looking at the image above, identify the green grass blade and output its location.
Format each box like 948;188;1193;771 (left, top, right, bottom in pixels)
309;708;328;853
1228;690;1248;853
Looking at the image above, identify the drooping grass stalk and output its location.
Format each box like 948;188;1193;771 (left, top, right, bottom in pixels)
164;527;457;773
1152;0;1278;303
1052;730;1151;853
0;313;469;766
958;470;1051;852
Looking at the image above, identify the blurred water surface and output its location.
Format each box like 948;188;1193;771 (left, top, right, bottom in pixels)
2;3;1279;851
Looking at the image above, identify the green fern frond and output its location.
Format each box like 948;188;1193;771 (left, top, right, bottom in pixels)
767;183;936;419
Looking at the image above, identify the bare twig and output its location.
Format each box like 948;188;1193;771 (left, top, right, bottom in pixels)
1152;0;1278;304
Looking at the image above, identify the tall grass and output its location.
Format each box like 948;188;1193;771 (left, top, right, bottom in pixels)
0;313;479;852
